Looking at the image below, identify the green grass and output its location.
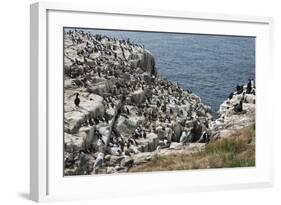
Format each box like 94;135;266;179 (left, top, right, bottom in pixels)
129;124;255;172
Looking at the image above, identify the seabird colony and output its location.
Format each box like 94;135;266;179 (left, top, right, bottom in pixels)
63;29;255;175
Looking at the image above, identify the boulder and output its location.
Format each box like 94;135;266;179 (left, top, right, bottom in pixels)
244;94;255;104
106;155;124;166
87;79;116;95
115;115;144;137
80;126;96;151
137;133;159;152
138;51;157;75
156;126;165;140
64;93;104;133
128;50;157;76
169;142;185;150
64;133;84;153
106;167;116;174
132;152;155;165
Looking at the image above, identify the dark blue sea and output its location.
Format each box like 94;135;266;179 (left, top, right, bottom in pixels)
69;28;256;117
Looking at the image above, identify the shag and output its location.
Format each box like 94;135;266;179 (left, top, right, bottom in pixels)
236;84;243;94
234;100;243;113
228;92;234;100
246;79;252;94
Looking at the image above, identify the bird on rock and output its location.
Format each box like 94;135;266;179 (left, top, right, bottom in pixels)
74;93;80;107
93;152;104;173
234;100;243;113
180;130;189;145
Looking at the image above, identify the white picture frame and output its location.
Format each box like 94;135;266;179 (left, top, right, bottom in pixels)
30;2;274;202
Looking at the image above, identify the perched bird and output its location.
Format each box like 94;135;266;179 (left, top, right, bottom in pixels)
117;138;125;152
179;109;184;116
99;116;104;122
246;79;252;94
88;117;94;126
170;109;173;115
93;152;104;172
180;131;189;145
198;131;208;143
142;130;147;139
163;136;171;146
74;93;80;107
94;118;99;124
104;97;109;103
104;116;109;124
128;137;138;146
124;148;131;157
236;84;243;94
234;100;243;113
117;149;122;155
228;92;234;100
97;136;105;146
161;104;167;112
126;107;130;115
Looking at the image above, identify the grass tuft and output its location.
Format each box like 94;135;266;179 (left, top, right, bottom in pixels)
129;123;255;172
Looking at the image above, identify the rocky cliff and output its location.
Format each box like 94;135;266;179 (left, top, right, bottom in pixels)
209;82;255;140
63;29;255;175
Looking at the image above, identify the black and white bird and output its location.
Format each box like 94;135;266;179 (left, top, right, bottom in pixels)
163;136;171;146
74;93;80;107
97;136;105;146
142;130;147;139
198;131;208;143
88;117;94;126
126;107;130;115
180;130;189;145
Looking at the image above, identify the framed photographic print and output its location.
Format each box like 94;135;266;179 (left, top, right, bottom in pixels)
30;2;274;202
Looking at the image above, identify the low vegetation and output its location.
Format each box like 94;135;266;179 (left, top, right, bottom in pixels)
129;124;255;172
